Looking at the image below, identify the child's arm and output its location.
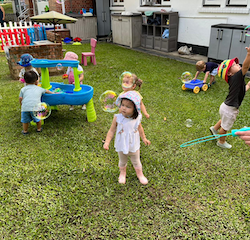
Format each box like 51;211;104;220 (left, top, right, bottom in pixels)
140;101;150;119
246;81;250;91
19;97;23;105
242;46;250;76
1;6;5;21
45;89;55;94
193;71;200;80
203;71;210;83
103;116;117;150
79;73;84;84
138;123;151;146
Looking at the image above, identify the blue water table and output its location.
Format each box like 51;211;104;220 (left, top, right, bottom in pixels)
31;59;97;122
182;79;208;94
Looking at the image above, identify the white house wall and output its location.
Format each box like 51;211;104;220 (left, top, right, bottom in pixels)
110;0;250;48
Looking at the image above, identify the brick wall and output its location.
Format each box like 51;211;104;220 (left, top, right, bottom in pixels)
25;0;94;16
48;0;94;14
46;30;63;42
8;43;64;80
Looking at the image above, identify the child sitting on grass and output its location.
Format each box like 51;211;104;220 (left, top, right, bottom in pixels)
19;71;54;135
103;91;151;185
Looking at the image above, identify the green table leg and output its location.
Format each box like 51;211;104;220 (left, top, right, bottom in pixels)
41;67;52;90
86;98;97;122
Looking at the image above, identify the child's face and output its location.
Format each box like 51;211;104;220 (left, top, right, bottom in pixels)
122;75;135;91
228;61;241;77
120;99;135;118
25;66;32;70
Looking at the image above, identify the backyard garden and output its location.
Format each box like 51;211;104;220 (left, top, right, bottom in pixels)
0;42;250;239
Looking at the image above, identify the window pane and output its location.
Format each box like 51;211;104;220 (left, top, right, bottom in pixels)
228;0;247;4
203;0;221;5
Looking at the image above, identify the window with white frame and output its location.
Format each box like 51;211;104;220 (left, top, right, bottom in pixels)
141;0;170;5
112;0;124;6
227;0;247;5
203;0;221;5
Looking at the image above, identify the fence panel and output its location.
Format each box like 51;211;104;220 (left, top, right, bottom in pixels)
0;21;48;49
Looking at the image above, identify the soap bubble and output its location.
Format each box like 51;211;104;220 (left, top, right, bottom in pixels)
185;119;193;128
120;71;133;89
33;102;51;120
99;90;118;113
56;63;63;71
56;0;62;4
181;71;193;83
245;25;250;36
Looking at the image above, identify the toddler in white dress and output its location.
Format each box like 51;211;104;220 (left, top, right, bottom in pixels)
103;91;151;185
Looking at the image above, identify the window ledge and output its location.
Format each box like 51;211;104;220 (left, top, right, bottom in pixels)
110;6;125;11
137;7;173;12
198;7;249;14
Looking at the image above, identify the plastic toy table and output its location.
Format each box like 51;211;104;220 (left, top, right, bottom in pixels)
31;59;97;122
182;79;208;94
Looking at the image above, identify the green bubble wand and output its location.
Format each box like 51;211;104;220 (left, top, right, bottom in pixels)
180;127;250;148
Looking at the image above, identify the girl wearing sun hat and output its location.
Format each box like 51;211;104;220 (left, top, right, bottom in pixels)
210;47;250;149
63;51;85;110
103;91;151;185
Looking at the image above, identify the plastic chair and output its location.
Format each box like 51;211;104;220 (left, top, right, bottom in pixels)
81;38;97;66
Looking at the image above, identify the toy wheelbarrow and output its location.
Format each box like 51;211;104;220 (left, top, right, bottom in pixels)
182;79;208;94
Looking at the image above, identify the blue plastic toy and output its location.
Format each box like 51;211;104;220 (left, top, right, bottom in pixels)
31;59;97;122
180;127;250;147
182;79;208;94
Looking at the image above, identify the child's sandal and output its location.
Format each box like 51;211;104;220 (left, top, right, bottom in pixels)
36;128;43;133
22;131;29;135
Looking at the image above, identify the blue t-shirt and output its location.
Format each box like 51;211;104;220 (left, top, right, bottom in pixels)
19;85;46;112
203;62;218;73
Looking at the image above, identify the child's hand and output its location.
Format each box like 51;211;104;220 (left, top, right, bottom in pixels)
145;113;150;119
247;81;250;87
143;138;151;146
235;130;250;146
103;142;109;150
246;46;250;54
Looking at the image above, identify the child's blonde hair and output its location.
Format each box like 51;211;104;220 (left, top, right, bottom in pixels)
132;74;143;91
196;60;206;71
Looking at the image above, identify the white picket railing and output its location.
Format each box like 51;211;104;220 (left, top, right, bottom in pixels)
0;21;64;31
0;21;33;31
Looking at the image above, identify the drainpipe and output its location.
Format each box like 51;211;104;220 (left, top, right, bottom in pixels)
61;0;65;14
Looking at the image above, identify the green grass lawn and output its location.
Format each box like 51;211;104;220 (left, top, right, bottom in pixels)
1;42;250;239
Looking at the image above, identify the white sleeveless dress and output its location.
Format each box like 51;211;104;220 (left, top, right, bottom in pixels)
114;113;142;154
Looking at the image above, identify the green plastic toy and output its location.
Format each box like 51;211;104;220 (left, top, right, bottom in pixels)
180;127;250;148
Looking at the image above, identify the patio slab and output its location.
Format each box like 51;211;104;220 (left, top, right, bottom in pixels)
133;46;207;65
